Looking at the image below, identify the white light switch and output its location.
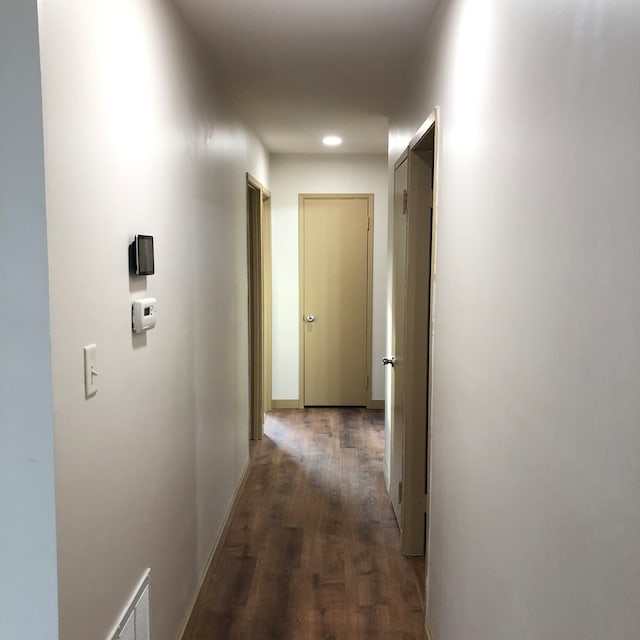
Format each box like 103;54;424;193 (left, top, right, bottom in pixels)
84;344;98;397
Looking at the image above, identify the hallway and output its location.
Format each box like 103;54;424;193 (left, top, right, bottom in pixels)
183;409;425;639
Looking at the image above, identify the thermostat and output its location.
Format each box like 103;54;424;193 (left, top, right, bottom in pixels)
132;297;157;333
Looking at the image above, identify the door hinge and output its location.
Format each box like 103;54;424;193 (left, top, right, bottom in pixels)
402;190;408;215
398;481;403;504
425;493;429;514
365;375;369;390
367;216;371;231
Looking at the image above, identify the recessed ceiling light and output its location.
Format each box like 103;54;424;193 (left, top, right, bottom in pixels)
323;135;342;146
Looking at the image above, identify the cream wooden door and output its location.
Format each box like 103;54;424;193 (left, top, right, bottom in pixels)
389;159;408;523
300;195;373;407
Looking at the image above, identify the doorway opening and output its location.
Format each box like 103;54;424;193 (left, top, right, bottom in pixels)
247;174;272;440
387;108;440;577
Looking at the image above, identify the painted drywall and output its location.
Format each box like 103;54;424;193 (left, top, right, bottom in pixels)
389;1;640;639
270;154;388;403
37;1;267;638
0;3;59;638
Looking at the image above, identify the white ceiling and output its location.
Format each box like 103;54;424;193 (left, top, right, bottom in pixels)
173;0;439;154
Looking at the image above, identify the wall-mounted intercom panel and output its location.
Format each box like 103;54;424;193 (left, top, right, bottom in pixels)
132;297;157;333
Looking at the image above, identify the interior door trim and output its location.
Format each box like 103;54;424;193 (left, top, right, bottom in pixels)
298;193;375;409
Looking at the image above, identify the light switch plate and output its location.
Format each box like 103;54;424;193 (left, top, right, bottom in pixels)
84;344;97;397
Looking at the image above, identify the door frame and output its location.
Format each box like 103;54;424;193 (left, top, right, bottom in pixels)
298;193;375;408
391;108;440;556
247;173;272;440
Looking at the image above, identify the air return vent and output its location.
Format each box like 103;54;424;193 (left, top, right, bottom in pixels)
107;570;150;640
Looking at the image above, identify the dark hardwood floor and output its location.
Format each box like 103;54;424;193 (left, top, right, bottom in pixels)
183;408;426;640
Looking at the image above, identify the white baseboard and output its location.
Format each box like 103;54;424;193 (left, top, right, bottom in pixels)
425;619;433;640
176;458;251;639
271;399;299;409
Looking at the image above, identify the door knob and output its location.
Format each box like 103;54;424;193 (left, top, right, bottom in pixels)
382;356;396;367
305;314;316;322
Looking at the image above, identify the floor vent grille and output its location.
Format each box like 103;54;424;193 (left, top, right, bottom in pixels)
107;569;150;640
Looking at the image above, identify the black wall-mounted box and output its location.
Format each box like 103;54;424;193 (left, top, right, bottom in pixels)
129;234;154;276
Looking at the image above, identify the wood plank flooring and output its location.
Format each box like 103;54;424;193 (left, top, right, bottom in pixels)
183;408;425;640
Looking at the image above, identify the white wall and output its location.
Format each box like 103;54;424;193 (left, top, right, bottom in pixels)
37;1;268;638
0;3;59;638
390;1;640;639
270;153;388;403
